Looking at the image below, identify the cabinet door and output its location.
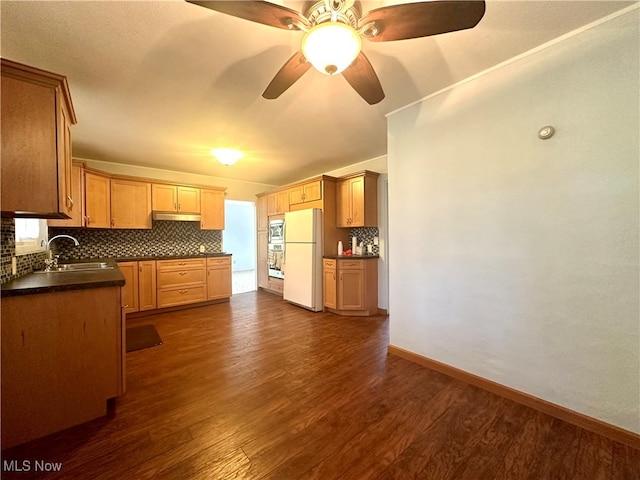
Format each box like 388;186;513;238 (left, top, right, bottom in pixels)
348;176;366;227
323;266;337;309
48;162;84;227
152;184;178;211
138;261;157;311
119;262;139;314
338;268;365;310
85;172;111;228
336;179;351;227
207;264;232;300
111;179;151;229
201;189;225;230
256;195;268;231
303;181;322;203
288;185;304;205
276;190;290;214
56;97;73;217
177;186;200;213
1;75;60;216
257;230;269;289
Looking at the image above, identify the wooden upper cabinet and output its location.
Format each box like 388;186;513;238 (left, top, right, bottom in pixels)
201;188;225;230
111;179;152;229
152;184;201;213
1;59;77;218
289;180;322;205
267;190;290;216
256;195;268;231
84;171;111;228
48;161;85;228
336;171;379;228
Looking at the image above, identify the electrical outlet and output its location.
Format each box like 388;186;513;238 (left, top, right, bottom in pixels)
199;245;206;253
11;256;17;275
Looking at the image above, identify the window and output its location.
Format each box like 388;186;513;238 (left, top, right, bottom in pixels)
15;218;47;255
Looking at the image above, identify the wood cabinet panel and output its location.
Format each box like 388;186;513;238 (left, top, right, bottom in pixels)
323;259;337;309
157;268;206;289
201;188;225;230
289;180;322;205
257;230;269;289
1;59;76;218
257;195;268;231
151;184;178;211
207;256;232;300
323;257;378;316
119;261;139;314
111;179;152;229
1;287;122;448
178;186;200;213
336;171;378;228
85;171;111;228
48;161;85;227
267;190;290;216
157;285;207;308
138;261;157;311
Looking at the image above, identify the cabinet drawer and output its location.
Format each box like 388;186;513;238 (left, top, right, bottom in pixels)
323;259;336;269
207;256;231;267
338;259;364;270
268;278;284;293
157;285;207;308
157;258;206;270
157;268;206;288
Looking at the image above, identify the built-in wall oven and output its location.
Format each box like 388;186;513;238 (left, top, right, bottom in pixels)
268;217;285;279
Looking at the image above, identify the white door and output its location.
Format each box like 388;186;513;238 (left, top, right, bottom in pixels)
283;242;316;309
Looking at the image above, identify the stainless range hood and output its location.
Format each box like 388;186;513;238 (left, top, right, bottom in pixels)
152;211;201;222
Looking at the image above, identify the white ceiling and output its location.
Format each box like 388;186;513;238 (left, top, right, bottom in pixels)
1;1;635;186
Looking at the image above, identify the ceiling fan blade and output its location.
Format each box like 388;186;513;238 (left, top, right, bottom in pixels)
359;0;486;42
263;51;312;99
186;0;307;31
341;52;385;105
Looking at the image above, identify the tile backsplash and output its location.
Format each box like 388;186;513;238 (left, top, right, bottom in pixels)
349;227;380;255
50;221;223;260
1;218;47;284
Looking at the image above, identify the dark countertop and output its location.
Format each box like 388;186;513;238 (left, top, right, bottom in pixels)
323;254;380;260
115;252;232;262
1;253;232;297
1;258;125;297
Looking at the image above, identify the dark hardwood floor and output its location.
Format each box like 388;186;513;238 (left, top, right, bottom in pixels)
2;290;639;479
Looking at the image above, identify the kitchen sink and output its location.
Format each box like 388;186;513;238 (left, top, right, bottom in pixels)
35;262;114;273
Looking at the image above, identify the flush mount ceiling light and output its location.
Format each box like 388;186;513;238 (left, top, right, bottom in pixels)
187;0;486;105
210;148;242;166
301;22;361;76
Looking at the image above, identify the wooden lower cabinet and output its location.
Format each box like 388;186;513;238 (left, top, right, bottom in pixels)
207;256;232;300
323;258;378;316
138;261;157;311
118;260;157;314
1;286;123;449
157;258;207;308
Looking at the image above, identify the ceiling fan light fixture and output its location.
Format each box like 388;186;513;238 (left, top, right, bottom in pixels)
301;22;361;75
210;148;242;166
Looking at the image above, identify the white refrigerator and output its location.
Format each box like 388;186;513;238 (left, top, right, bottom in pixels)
283;208;323;312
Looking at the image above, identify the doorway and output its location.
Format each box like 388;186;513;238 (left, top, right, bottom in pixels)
222;200;257;294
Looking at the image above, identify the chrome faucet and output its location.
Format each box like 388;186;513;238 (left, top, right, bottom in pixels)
44;234;80;271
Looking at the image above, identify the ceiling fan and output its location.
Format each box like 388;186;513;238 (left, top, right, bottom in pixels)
186;0;486;105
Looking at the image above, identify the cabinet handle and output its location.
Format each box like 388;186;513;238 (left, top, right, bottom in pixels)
179;289;188;294
333;272;336;280
339;273;343;281
139;266;143;272
179;262;186;266
178;202;181;211
179;271;187;276
86;216;91;225
67;196;74;209
111;218;115;227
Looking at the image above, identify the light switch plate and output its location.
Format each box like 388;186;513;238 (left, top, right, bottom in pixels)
373;236;379;246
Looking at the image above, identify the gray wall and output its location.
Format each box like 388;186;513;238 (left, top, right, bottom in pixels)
387;9;639;433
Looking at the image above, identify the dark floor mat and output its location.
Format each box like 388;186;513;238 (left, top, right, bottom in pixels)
126;324;163;352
